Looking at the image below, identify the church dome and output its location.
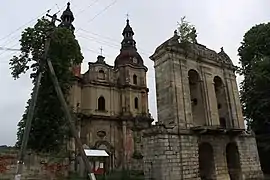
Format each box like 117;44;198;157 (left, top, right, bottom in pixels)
60;2;74;21
114;19;146;69
115;49;144;67
59;2;75;31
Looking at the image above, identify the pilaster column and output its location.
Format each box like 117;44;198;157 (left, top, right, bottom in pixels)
231;76;245;129
203;72;219;126
198;79;209;125
141;91;146;114
224;76;238;128
122;121;127;169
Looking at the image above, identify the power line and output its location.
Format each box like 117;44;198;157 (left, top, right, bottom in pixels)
0;0;117;56
75;0;100;17
0;46;20;51
0;12;46;43
0;43;20;57
77;28;153;55
87;0;118;23
78;28;120;44
0;1;69;48
77;33;152;57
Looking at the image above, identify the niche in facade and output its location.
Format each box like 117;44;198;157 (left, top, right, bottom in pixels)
188;70;206;126
97;131;106;139
213;76;229;128
98;69;105;80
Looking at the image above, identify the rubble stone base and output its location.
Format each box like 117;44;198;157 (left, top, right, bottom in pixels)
142;126;264;180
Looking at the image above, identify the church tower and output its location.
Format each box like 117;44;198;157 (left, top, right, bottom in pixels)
142;31;263;180
59;2;75;31
58;3;82;116
114;18;149;116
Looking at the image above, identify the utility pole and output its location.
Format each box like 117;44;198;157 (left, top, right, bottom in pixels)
15;13;93;180
14;14;58;180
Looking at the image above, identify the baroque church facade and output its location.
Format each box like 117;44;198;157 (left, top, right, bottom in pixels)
64;4;153;170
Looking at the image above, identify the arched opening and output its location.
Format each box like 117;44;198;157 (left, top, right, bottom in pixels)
98;70;105;79
134;97;139;109
226;142;241;180
95;141;113;172
188;70;206;126
199;143;215;180
133;74;137;85
213;76;229;128
98;96;105;111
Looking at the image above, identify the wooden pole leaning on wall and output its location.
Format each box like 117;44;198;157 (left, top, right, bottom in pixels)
46;58;93;179
45;14;93;180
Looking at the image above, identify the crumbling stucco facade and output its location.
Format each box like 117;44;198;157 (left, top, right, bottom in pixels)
68;19;153;171
143;31;263;180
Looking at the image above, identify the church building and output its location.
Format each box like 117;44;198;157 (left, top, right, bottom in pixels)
63;3;153;171
59;3;263;179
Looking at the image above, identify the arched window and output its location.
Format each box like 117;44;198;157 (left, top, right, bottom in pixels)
213;76;229;128
134;97;139;109
98;96;105;111
98;70;105;80
133;74;137;85
188;69;206;126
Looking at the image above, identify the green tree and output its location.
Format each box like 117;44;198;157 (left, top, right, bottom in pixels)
177;16;198;43
9;17;83;152
238;23;270;173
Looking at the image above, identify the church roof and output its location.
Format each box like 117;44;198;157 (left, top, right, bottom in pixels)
59;2;75;31
114;19;147;70
88;55;113;68
150;30;235;67
122;19;134;36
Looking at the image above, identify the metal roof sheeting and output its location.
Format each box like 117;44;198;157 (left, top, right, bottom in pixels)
84;149;109;157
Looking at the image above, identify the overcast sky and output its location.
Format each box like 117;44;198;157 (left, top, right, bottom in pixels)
0;0;269;146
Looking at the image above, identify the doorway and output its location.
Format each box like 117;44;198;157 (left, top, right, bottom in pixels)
199;143;215;180
226;142;241;180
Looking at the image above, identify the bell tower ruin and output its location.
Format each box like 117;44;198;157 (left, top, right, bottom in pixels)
143;31;263;180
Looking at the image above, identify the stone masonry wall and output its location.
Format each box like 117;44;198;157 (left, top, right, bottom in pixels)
143;133;182;180
199;134;264;180
143;125;263;180
142;126;200;180
237;135;264;179
0;148;69;180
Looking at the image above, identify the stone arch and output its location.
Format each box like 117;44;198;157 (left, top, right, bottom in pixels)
198;142;216;180
226;142;241;180
188;69;206;126
98;96;105;111
213;76;229;128
133;74;138;85
94;140;115;171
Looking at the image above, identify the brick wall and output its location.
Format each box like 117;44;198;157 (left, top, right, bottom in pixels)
0;148;69;180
